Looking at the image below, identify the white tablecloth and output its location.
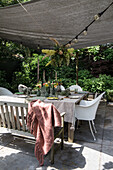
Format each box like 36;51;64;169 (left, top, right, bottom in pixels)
44;97;80;127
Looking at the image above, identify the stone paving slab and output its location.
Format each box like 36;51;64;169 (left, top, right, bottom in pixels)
7;137;35;156
0;139;101;170
102;127;113;147
104;106;113;128
0;146;38;170
99;145;113;170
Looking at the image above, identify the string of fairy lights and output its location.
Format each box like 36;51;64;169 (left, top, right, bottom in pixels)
17;0;113;48
64;1;113;47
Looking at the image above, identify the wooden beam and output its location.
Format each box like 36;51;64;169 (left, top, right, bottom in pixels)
76;51;79;85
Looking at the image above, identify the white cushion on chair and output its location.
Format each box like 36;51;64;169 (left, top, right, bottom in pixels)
0;87;13;96
69;85;82;92
60;85;65;91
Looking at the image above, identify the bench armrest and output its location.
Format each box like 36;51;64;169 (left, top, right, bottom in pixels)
60;112;66;117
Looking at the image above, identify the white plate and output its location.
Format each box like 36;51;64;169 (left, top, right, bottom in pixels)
17;95;27;98
69;96;80;99
30;94;37;97
78;91;88;94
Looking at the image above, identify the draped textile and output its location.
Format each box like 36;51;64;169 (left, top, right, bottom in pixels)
27;99;61;165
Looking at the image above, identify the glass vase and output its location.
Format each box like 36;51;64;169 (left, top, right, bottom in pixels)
37;89;41;96
45;91;49;97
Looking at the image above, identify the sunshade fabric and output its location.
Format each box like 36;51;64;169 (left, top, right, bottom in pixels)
0;0;113;49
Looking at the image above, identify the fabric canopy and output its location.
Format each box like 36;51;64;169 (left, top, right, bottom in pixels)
0;0;113;49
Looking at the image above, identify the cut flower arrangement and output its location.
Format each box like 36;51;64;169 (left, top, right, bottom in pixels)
35;82;42;90
33;79;63;95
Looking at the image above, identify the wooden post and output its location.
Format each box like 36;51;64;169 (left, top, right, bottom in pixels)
43;70;45;82
37;57;39;83
68;123;74;143
76;52;78;85
55;71;57;80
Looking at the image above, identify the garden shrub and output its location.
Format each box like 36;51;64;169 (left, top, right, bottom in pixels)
11;71;31;93
0;70;10;89
57;69;92;88
79;74;113;93
61;78;76;88
78;69;93;79
106;89;113;102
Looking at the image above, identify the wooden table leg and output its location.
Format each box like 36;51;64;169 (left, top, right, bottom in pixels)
68;123;74;143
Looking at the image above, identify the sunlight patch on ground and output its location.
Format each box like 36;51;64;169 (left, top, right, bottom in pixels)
0;146;21;157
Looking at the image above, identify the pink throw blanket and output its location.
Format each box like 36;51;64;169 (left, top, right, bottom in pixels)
27;100;61;165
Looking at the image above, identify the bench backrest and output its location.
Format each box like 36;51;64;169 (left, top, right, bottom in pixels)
0;101;28;132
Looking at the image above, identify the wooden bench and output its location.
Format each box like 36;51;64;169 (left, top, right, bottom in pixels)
0;101;65;164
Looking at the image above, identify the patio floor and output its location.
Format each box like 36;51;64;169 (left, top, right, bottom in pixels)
0;101;113;170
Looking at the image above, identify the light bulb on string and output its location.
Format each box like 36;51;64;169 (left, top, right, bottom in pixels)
73;38;78;43
83;30;87;35
83;27;88;35
94;14;100;20
73;36;78;43
65;41;72;47
66;43;71;47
